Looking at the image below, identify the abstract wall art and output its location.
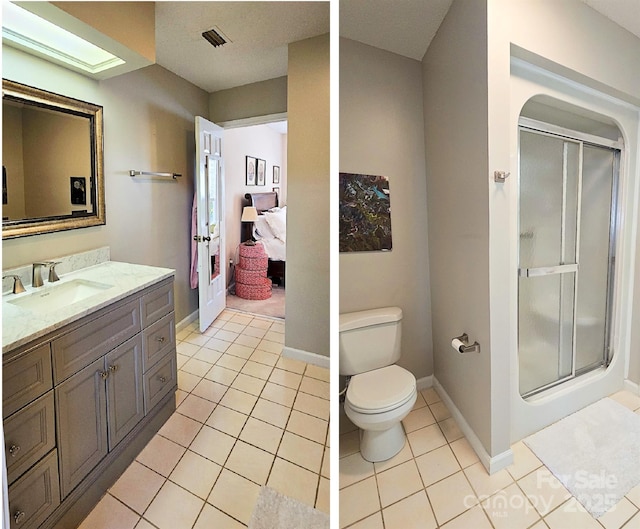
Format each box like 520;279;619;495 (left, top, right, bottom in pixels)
339;172;392;252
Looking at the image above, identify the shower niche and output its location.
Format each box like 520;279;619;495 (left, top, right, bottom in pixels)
517;96;623;398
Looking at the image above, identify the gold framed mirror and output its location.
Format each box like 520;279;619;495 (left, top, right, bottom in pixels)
2;79;105;239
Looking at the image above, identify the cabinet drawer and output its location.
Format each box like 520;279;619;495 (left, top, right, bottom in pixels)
52;299;141;383
3;344;52;418
5;391;56;485
143;352;177;415
141;280;174;328
142;312;176;371
8;449;60;529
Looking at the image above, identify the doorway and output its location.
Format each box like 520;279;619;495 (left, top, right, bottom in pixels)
221;118;287;319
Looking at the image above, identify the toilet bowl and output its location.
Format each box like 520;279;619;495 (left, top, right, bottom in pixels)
344;364;417;461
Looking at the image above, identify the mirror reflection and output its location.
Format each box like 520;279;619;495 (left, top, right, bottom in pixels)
2;79;105;239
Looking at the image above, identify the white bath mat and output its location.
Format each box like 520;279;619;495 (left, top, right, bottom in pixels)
524;397;640;518
248;486;329;529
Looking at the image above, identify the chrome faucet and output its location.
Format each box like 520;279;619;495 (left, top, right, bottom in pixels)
3;275;26;294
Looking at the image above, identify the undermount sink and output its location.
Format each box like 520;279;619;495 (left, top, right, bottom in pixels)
7;278;113;313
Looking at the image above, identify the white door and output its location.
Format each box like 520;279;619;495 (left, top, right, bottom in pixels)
195;116;225;332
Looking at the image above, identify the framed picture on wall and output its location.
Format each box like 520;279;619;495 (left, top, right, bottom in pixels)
273;165;280;184
70;176;86;205
246;156;257;185
257;159;266;186
339;172;392;252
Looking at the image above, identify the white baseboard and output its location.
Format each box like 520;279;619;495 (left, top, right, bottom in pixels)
415;375;434;391
433;377;513;474
282;346;330;369
624;379;640;395
176;310;198;332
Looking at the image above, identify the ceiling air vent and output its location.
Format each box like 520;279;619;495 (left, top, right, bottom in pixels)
202;27;227;48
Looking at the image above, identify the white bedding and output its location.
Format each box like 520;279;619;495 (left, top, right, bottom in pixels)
253;206;286;261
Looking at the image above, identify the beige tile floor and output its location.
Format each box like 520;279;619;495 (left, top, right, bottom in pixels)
339;388;640;529
79;309;330;529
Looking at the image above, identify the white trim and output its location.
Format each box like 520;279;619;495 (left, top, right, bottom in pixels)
282;346;330;369
176;310;198;332
623;379;640;395
218;112;287;130
519;116;623;150
433;377;514;474
415;375;434;392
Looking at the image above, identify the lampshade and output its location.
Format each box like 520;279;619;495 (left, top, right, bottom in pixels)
241;206;258;222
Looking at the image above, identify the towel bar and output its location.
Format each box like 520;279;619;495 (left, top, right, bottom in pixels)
129;170;182;180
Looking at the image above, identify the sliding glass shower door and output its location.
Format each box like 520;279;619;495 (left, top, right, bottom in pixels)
518;123;619;397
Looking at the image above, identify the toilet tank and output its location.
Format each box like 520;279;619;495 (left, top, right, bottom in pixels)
339;307;402;376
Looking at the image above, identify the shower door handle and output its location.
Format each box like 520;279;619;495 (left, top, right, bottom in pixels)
519;263;578;277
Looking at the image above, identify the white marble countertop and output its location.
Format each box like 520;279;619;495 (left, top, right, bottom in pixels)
2;261;174;353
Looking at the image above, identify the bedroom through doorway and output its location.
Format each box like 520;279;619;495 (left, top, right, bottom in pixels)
223;118;287;320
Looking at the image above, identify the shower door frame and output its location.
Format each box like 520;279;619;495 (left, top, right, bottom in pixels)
517;117;622;399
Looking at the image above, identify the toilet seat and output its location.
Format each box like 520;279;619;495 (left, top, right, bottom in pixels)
346;365;416;414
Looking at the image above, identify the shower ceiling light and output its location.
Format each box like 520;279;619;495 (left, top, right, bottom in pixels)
2;2;125;74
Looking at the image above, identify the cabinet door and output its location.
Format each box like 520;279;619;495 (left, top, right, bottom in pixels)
55;358;107;499
106;336;144;449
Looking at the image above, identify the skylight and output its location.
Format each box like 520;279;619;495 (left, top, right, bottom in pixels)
2;2;125;74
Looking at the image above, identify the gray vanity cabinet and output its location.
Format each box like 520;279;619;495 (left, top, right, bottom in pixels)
4;276;176;529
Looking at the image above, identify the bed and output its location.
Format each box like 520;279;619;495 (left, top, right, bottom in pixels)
243;192;286;285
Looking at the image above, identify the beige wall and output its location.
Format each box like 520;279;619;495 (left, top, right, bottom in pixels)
222;124;287;270
52;1;156;62
209;77;287;124
340;38;433;379
286;34;330;357
2;47;209;324
423;0;493;452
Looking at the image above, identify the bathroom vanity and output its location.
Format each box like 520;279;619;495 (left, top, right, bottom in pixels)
2;260;177;529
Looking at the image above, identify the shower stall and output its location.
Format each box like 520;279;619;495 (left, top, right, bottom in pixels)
518;120;621;398
508;58;639;444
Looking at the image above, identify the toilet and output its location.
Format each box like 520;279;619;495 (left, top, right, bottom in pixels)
340;306;417;462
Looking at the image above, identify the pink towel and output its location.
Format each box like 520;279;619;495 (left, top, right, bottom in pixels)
190;193;198;289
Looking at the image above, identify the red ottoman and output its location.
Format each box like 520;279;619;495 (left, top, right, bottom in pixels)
236;243;272;300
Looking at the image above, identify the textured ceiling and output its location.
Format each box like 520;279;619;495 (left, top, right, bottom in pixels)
155;1;329;93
